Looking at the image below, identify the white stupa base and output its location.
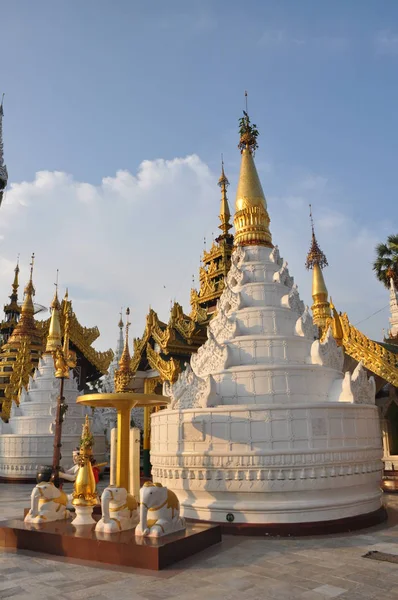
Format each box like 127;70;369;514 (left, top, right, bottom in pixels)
72;505;95;526
171;486;382;524
151;404;383;526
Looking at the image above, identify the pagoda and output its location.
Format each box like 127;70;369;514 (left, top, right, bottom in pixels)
131;162;234;390
190;160;234;322
0;94;8;206
0;259;21;344
0;255;43;421
0;286;106;481
151;109;383;529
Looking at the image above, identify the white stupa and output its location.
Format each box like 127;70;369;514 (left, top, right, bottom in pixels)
151;114;383;527
0;290;106;480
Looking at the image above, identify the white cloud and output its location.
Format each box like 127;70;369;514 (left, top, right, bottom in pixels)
0;156;390;357
374;30;398;55
0;155;217;352
298;174;328;192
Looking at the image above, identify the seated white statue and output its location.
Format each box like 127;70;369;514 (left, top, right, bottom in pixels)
24;481;70;523
95;486;138;533
135;482;186;538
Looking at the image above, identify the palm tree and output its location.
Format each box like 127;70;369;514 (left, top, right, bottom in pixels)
373;234;398;288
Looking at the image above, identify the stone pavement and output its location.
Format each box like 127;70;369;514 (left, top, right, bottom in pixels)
1;482;398;599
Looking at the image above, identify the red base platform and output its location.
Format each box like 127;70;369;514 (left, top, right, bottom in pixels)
0;518;221;570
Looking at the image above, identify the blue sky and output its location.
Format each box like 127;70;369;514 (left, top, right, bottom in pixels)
0;1;397;350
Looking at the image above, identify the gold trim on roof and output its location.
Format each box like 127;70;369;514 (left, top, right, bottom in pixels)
146;343;181;383
330;307;398;387
38;302;113;376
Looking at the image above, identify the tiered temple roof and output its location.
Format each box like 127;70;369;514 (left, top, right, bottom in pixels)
0;259;21;344
0;257;43;421
131;163;234;382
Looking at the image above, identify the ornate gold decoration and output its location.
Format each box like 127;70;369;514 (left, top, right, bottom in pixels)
114;308;134;393
329;305;398;387
234;110;273;248
146;343;181;383
54;293;77;379
3;338;33;414
38;296;113;375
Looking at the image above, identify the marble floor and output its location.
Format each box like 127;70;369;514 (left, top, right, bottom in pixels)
1;482;398;600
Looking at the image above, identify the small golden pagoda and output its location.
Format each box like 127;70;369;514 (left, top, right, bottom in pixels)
0;255;43;420
131;162;234;385
0;259;21;344
305;206;331;335
72;415;97;507
114;308;135;393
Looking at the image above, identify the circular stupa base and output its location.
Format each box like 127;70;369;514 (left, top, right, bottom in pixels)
187;506;387;536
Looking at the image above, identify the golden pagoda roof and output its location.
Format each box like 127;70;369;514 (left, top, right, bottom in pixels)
0;255;43;421
37;301;113;376
130;303;206;382
234;110;272;248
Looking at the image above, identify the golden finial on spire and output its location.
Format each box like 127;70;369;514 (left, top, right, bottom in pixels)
20;253;35;317
217;155;232;237
11;255;19;296
305;205;328;270
114;307;134;393
234;99;273;248
45;270;62;353
118;308;124;330
306;206;331;332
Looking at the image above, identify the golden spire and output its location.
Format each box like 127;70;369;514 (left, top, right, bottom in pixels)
8;254;38;341
114;307;134;393
218;157;232;237
234;98;273;248
11;256;19;297
22;253;35;316
305;206;331;332
45;271;62;353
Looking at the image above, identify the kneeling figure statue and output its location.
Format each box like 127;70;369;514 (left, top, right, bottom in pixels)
24;481;70;523
135;481;186;538
95;486;138;533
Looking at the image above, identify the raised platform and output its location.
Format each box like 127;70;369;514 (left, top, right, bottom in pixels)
0;518;221;570
204;506;388;536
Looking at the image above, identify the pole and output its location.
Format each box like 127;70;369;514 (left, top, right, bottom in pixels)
51;376;65;486
143;406;151;477
116;406;130;491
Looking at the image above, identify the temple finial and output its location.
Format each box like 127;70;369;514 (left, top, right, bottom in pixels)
234;103;272;247
12;256;20;296
22;253;35;314
0;93;8;207
45;270;62;353
114;307;134;393
217;156;232;238
305;205;328;270
305;206;331;332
